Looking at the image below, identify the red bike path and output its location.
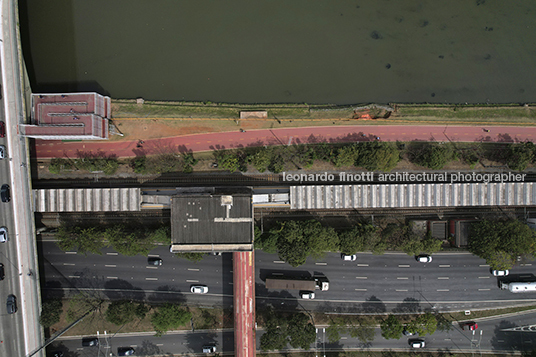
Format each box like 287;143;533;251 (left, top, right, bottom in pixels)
33;124;536;159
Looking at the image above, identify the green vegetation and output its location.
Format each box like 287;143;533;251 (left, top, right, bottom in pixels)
468;219;536;270
105;300;149;325
408;142;457;170
264;220;339;267
174;252;206;262
151;303;192;336
505;142;536;171
380;315;404;340
257;220;442;267
40;299;63;328
259;308;316;351
327;316;375;344
56;224;171;256
404;313;437;336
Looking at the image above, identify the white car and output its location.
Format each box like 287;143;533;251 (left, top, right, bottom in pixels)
300;291;315;299
416;255;432;263
0;227;7;243
0;145;5;159
492;269;509;276
190;285;209;294
202;345;217;353
409;339;425;348
341;254;357;261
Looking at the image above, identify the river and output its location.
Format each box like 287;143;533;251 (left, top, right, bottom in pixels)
19;0;536;104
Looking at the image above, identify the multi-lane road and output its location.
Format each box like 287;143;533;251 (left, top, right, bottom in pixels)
41;240;536;355
48;310;536;355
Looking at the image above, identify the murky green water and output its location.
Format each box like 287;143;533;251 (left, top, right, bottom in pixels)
20;0;536;104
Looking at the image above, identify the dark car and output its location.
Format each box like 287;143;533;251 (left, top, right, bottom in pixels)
0;121;5;138
7;294;17;314
147;257;163;266
49;352;64;357
118;347;135;356
1;184;10;203
82;337;99;347
0;263;4;280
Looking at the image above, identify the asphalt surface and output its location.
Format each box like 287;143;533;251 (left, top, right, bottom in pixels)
41;242;536;313
33;124;536;159
47;310;536;356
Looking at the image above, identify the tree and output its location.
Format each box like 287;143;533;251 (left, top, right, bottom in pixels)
151;304;191;336
469;220;536;269
271;220;339;267
339;223;380;254
214;150;243;172
406;313;437;336
401;234;442;256
410;143;456;170
247;148;273;173
349;322;375;344
40;299;63;328
356;142;400;171
56;226;105;256
334;145;358;167
131;156;147;174
105;300;136;325
260;328;288;351
287;313;316;350
104;226;154;256
506;142;535;171
380;315;403;340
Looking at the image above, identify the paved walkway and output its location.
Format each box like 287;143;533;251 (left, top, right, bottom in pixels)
33;124;536;159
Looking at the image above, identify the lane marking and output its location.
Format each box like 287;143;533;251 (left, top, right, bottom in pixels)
437;289;449;291
156;344;164;346
273;273;284;276
187;279;199;283
68;275;80;278
397;277;408;280
357;263;369;267
478;276;490;279
146;277;158;281
479;264;490;267
146;266;158;269
438;277;449;280
478;288;491;291
315;262;328;266
65;251;77;255
107;276;118;279
523;263;533;266
63;263;75;266
354;288;367;291
273;261;285;264
188;268;200;271
106;252;118;256
105;265;116;268
398;264;410;268
439;265;450;268
396;289;408;292
355;277;367;279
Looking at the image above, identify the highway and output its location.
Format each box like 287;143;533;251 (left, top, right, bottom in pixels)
41;242;536;312
46;310;536;355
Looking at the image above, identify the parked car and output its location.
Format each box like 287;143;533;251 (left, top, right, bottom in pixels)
147;257;163;266
202;345;217;353
341;254;357;261
81;337;99;347
416;254;432;263
0;227;7;243
409;339;425;348
300;291;315;299
462;322;478;330
117;347;135;356
191;285;209;294
403;328;416;336
0;263;4;280
6;294;17;314
491;269;509;276
1;184;10;202
0;145;5;159
49;352;64;357
0;121;5;138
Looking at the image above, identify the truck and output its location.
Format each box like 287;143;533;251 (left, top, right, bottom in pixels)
500;281;536;293
265;277;329;291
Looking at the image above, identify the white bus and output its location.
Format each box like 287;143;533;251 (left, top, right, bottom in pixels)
500;281;536;293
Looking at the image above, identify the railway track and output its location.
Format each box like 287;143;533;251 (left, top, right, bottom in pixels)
33;171;536;189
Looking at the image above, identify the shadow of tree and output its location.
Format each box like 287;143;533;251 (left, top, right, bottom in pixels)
45;341;81;357
393;297;422;314
102;278;146;301
134;339;163;356
361;295;386;314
